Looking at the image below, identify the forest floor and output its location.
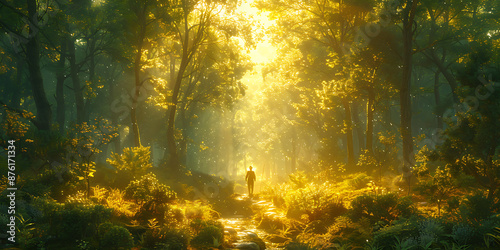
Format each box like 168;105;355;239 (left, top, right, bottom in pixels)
219;194;283;249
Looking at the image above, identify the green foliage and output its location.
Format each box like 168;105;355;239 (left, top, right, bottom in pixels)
436;64;500;198
462;193;495;222
417;219;445;248
182;201;218;221
107;146;153;178
349;193;417;225
475;218;500;246
125;173;177;205
414;163;456;216
191;225;224;249
289;171;309;189
452;224;475;246
285;182;347;222
392;236;417;250
125;173;176;223
446;196;461;215
189;219;223;235
0;110;31;146
47;202;112;242
347;172;372;190
16;213;47;250
284;242;317;250
142;226;189;250
373;217;421;248
98;222;134;249
66;121;118;197
356;150;379;172
256;213;286;233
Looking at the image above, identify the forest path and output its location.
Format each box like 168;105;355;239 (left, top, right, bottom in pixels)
219;194;283;250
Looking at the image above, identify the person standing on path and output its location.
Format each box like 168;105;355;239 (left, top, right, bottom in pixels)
245;166;256;197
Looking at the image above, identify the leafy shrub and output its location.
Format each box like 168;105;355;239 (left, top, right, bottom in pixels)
105;188;136;218
356;150;379;173
284;242;317;250
23;237;47;250
191;225;224;249
46;202;112;242
125;173;176;204
452;224;475;246
414;165;456;216
189;219;223;235
142;226;189;250
462;193;494;222
98;222;134;249
0;213;8;237
107;146;153;179
125;173;176;223
136;200;169;224
446;196;461;214
373;217;420;248
289;171;309;189
178;201;218;221
417;219;445;248
349;193;416;225
257;214;286;233
419;219;444;239
347;173;373;190
475;218;500;246
285;182;346;222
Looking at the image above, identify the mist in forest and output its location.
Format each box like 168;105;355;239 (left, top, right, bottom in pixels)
0;0;499;249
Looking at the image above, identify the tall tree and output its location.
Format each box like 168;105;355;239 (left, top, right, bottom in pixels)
400;0;419;178
0;0;54;130
165;0;220;171
106;0;174;147
257;0;375;167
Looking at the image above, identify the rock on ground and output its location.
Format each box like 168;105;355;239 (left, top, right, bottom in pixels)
235;242;260;250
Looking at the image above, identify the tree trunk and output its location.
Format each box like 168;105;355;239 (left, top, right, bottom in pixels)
342;98;355;167
68;39;86;124
166;55;188;171
26;0;52;131
291;132;297;173
108;68;121;153
366;88;375;153
130;3;148;148
161;54;177;165
84;38;96;122
434;71;443;129
166;6;192;172
430;50;459;104
12;55;23;109
178;109;188;167
56;38;67;134
231;111;238;178
131;41;143;147
351;101;364;156
401;0;418;179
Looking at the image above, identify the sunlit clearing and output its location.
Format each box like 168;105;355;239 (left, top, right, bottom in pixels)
237;0;277;64
250;41;276;64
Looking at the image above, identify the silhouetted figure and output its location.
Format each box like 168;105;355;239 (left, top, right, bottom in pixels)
245;166;256;197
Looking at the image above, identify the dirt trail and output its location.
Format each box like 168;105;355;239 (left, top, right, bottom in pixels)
219;194;283;250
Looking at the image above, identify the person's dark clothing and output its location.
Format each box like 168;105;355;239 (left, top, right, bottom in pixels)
246;170;256;196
